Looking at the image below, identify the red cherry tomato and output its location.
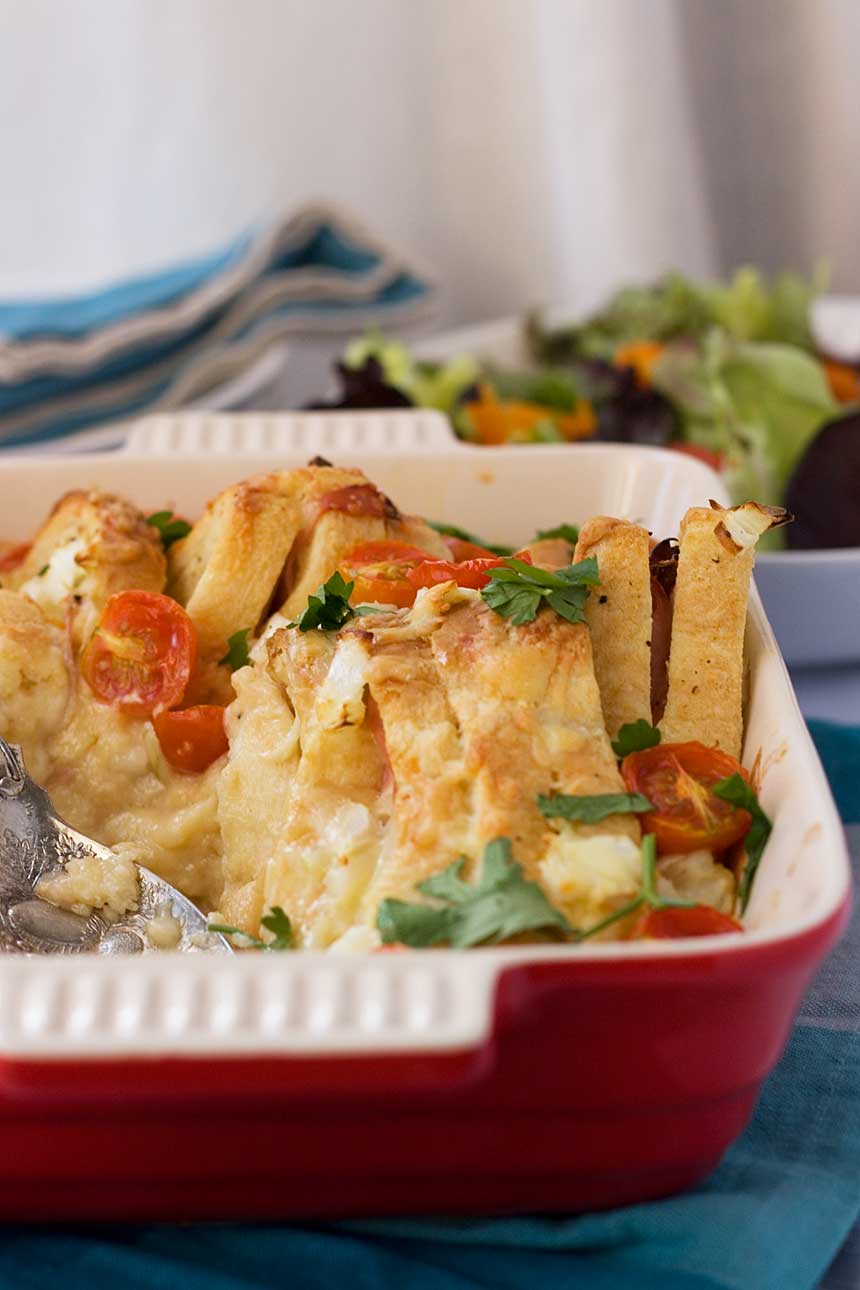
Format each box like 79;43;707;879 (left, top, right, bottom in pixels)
443;536;499;560
339;540;429;608
621;741;752;855
633;905;743;939
407;551;530;593
153;704;229;773
81;590;198;717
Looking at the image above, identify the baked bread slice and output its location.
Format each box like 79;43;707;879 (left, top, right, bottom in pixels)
218;583;642;945
659;502;786;756
169;465;447;659
575;517;653;738
2;490;165;646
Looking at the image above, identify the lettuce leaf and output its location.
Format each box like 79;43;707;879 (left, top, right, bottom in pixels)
652;331;837;531
528;267;825;364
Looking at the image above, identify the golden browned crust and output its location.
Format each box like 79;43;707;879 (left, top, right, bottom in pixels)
3;490;165;646
167;472;304;660
659;506;754;757
218;581;641;944
575;516;652;738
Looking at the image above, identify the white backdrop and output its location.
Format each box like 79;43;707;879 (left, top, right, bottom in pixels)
0;0;858;324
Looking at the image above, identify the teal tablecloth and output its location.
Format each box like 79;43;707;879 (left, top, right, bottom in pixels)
0;722;856;1290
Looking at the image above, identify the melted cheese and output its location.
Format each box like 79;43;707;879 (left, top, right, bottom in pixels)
20;537;87;620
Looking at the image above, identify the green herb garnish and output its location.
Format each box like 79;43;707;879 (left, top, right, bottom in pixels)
146;510;192;549
533;523;580;545
37;564;49;577
208;905;294;950
611;720;662;758
427;520;514;557
376;837;571;948
712;774;772;911
575;833;695;942
219;627;252;671
537;791;653;824
481;555;599;625
289;571;356;632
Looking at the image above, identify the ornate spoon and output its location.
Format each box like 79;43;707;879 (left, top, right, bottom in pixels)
0;737;230;954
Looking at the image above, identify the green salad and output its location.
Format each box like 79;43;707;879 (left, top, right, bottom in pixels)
310;268;860;550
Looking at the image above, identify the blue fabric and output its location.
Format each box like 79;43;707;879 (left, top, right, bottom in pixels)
0;234;252;340
0;721;856;1290
0;212;434;446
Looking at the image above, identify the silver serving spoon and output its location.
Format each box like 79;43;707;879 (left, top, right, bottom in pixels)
0;737;230;954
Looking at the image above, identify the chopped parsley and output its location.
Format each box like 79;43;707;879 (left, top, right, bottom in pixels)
289;571;356;632
537;791;653;824
146;510;192;549
427;520;513;557
208;905;294;950
376;837;571;948
533;523;579;545
219;627;252;671
712;774;772;911
37;564;49;577
611;720;661;759
481;555;599;626
575;833;695;942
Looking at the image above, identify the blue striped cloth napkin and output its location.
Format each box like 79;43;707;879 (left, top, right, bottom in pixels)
0;721;856;1290
0;203;436;449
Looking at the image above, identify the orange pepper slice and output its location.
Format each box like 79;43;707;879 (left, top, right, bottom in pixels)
822;358;860;405
614;340;666;387
463;383;596;445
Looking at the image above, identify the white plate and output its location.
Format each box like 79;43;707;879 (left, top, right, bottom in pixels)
0;412;848;1058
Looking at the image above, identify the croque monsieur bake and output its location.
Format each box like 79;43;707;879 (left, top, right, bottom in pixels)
0;464;785;948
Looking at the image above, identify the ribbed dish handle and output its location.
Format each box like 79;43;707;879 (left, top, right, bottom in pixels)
124;410;459;456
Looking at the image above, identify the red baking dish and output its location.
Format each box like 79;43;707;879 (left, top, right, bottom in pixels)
0;413;850;1220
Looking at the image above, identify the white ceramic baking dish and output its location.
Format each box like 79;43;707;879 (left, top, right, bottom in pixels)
0;411;849;1222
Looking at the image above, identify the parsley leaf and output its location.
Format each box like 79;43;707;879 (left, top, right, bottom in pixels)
611;720;661;758
533;523;579;545
219;627;252;670
712;774;772;911
260;905;295;950
208;905;294;950
427;520;514;557
481;555;599;625
537;791;653;823
574;833;694;941
289;571;356;632
37;564;49;577
376;837;571;948
146;510;192;549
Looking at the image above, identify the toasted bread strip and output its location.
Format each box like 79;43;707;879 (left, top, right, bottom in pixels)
359;628;474;912
3;490;165;645
659;506;752;756
575;517;652;738
168;472;306;659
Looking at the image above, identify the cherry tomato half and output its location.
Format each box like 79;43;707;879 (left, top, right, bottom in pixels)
621;741;752;855
153;704;229;773
317;484;390;519
82;590;198;717
339;540;429;608
443;536;499;561
633;904;743;939
407;550;530;593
